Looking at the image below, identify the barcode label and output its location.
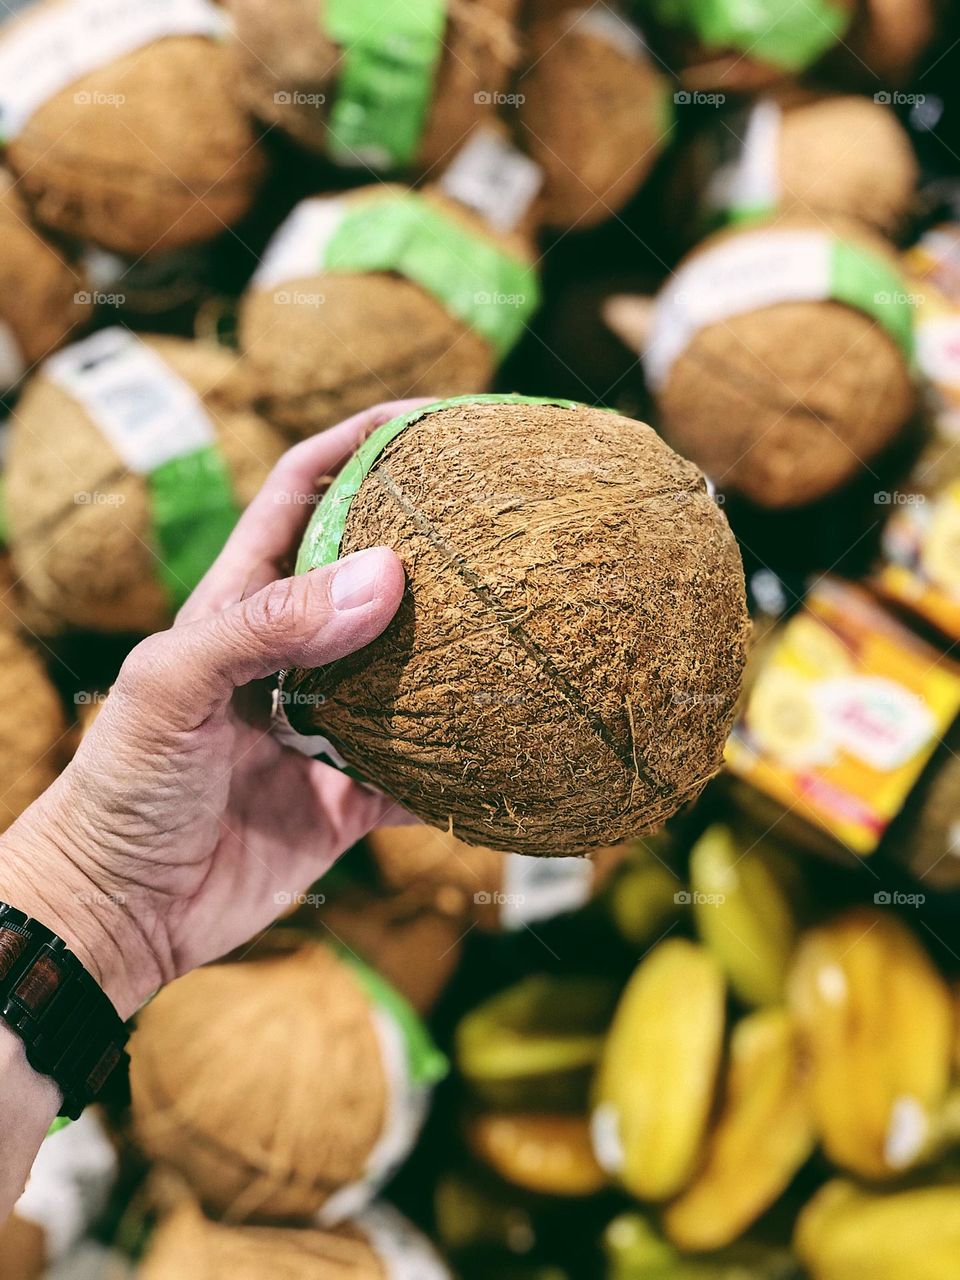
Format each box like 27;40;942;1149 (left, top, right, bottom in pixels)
440;127;543;234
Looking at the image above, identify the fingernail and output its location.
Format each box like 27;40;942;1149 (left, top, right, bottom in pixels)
330;548;384;611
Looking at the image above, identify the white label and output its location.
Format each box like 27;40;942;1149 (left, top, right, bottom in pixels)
574;6;648;57
645;229;832;389
270;685;351;771
815;675;936;772
500;854;594;928
44;328;215;473
705;98;781;214
439;127;543;234
357;1203;451;1280
317;1006;429;1226
916;314;960;439
590;1103;625;1176
0;0;227;142
0;317;25;391
251;196;350;290
16;1111;117;1264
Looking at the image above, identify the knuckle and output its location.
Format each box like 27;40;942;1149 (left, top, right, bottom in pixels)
115;633;171;695
243;576;327;642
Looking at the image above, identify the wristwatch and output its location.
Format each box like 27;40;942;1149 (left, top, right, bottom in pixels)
0;902;130;1119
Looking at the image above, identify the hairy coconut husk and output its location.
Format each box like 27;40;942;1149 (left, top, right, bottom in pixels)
516;10;669;230
131;941;392;1224
4;5;266;257
820;0;938;87
0;625;67;832
368;825;628;930
238;187;523;439
284;399;749;855
5;336;284;635
227;0;519;168
894;734;960;889
0;171;91;380
0;1215;45;1280
141;1199;447;1280
654;214;916;509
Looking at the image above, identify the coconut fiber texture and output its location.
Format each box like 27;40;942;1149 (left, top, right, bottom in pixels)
5;337;284;634
368;825;628;930
0;170;91;374
140;1202;413;1280
238;187;529;439
283;396;750;855
653;215;916;509
821;0;938;88
227;0;519;169
131;942;394;1224
0;625;67;833
3;5;266;257
516;11;668;230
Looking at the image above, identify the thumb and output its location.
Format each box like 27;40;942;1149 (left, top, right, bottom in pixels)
114;548;405;724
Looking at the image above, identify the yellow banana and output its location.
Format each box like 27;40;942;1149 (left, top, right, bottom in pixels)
795;1178;960;1280
468;1114;607;1197
787;907;954;1179
689;825;800;1006
592;939;726;1201
663;1008;814;1250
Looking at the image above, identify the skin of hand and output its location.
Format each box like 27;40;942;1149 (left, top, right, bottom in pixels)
0;398;430;1028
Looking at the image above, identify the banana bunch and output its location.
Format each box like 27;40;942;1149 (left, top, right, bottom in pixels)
795;1178;960;1279
787;907;954;1179
605;1214;800;1280
591;939;726;1201
467;1114;606;1198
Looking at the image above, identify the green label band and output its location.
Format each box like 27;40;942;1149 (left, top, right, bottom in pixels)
296;394;582;574
322;192;539;359
149;450;240;610
325;0;447;169
652;0;851;70
831;239;916;367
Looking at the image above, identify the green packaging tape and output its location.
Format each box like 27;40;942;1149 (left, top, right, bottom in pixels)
295;394;582;574
325;0;447;169
651;0;851;71
831;239;915;365
43;329;240;611
323;192;539;358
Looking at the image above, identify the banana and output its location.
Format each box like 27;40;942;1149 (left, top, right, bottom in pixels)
592;939;726;1201
663;1008;814;1250
921;483;960;595
689;825;800;1006
606;1213;801;1280
468;1114;607;1197
608;857;684;949
787;907;954;1179
795;1178;960;1280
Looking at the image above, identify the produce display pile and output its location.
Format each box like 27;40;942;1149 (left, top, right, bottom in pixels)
2;0;960;1277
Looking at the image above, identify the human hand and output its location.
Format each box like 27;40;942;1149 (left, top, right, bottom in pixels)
0;399;428;1020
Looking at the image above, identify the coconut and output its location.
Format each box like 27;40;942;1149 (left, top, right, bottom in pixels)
1;0;266;258
674;94;917;241
892;734;960;889
821;0;938;88
645;0;857;91
515;7;669;230
644;214;916;508
0;170;91;388
0;623;67;832
281;396;749;855
226;0;518;168
238;186;536;439
130;937;446;1224
141;1200;451;1280
5;331;284;634
368;825;629;930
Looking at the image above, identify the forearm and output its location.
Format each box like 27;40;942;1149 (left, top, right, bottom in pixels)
0;1023;59;1221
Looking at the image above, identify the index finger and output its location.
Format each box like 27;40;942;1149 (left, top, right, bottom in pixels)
177;398;432;624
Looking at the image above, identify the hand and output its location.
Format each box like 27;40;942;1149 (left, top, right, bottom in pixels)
0;400;428;1020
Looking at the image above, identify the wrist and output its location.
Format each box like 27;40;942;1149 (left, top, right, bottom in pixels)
0;1022;60;1216
0;795;163;1020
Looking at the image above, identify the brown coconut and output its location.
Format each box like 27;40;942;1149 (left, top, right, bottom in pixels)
516;10;669;230
0;625;68;832
238;187;526;439
0;171;91;383
892;734;960;890
131;940;408;1223
283;399;749;855
651;214;916;508
141;1200;447;1280
676;94;917;240
4;336;284;635
368;825;628;930
3;1;266;257
0;1215;45;1280
227;0;519;168
820;0;938;88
